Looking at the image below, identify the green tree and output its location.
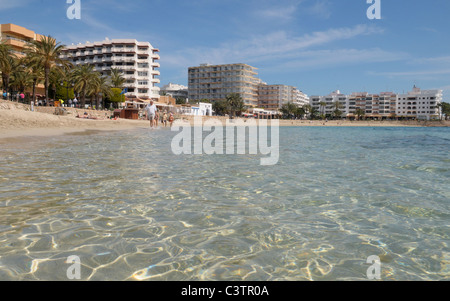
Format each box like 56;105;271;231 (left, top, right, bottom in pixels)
109;88;126;107
212;99;229;116
303;104;319;120
73;64;96;108
319;101;327;119
294;106;306;119
226;93;246;119
22;55;44;105
56;81;75;101
25;36;71;102
110;68;125;89
332;101;343;119
175;96;187;105
355;108;365;120
440;102;450;120
280;102;298;119
88;74;112;110
10;69;33;95
0;43;17;99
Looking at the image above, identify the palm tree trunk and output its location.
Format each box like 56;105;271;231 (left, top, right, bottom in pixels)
81;89;86;108
45;67;49;102
32;79;37;105
5;76;10;100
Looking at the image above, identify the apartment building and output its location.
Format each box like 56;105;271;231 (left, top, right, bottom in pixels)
61;38;160;101
310;86;442;120
160;82;188;99
0;23;44;56
258;84;308;110
294;89;310;107
1;23;46;95
348;92;397;118
396;86;442;120
188;63;261;106
310;90;349;116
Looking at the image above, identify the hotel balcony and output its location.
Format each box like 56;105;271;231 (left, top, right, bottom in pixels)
112;47;137;53
3;38;28;49
115;65;137;71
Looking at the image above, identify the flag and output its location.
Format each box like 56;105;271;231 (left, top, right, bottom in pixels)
120;88;128;95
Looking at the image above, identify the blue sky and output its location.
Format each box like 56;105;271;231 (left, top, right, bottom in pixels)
1;0;449;98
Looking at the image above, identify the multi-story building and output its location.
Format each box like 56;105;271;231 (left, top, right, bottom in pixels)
61;38;160;101
258;84;308;110
160;83;188;99
310;90;349;116
0;23;44;56
348;92;397;118
1;23;46;95
188;63;260;106
396;86;443;120
311;86;442;120
293;89;310;107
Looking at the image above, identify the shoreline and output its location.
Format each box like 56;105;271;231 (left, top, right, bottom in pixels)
1;100;448;140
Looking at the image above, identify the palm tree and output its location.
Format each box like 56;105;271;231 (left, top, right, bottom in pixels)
355;108;365;120
319;101;327;118
0;42;17;99
25;36;71;103
226;93;246;119
303;104;318;120
10;69;33;97
332;101;343;119
0;55;17;99
110;68;125;89
87;73;112;110
73;64;96;108
437;103;443;121
21;55;44;105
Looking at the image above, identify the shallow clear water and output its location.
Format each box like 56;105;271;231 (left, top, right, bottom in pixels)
0;126;449;281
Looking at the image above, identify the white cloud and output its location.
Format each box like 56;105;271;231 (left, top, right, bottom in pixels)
306;0;332;19
255;5;299;19
276;48;409;70
370;69;450;78
164;24;385;68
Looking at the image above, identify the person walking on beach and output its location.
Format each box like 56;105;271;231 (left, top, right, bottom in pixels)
169;112;174;127
146;101;157;128
162;112;168;127
155;110;160;127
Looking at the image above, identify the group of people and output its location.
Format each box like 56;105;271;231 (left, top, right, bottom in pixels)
145;101;174;128
33;98;79;108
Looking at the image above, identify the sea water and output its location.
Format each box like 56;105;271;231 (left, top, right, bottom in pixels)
0;126;448;280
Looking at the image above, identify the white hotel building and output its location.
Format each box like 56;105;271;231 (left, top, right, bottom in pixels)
310;86;443;120
396;86;443;120
258;84;309;110
310;90;349;116
61;38;161;101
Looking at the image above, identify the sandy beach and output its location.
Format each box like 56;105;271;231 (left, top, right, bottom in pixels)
0;100;149;139
0;100;448;139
